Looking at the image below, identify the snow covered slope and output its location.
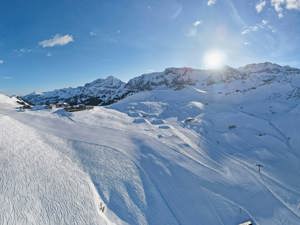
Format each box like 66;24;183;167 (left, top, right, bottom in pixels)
23;62;300;107
0;93;20;108
1;62;300;225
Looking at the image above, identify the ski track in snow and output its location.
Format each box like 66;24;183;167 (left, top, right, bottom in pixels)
0;114;110;225
1;64;300;225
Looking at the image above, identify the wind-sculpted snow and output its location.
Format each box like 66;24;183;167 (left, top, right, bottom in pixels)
0;116;111;225
1;62;300;224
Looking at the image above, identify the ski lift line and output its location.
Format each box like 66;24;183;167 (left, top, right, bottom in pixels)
204;137;300;220
256;164;263;173
209;134;300;196
227;146;300;196
198;183;259;225
65;129;265;224
219;151;300;220
68;138;257;225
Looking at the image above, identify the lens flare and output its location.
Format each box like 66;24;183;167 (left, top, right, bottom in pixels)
203;50;226;69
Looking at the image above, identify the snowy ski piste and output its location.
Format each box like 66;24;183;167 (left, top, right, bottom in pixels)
1;62;300;225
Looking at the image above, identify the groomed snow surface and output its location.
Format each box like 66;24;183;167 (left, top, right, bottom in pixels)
1;67;300;225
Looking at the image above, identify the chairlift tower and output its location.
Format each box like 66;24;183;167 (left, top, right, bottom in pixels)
256;164;263;173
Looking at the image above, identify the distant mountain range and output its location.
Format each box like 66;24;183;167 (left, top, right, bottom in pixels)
22;62;300;106
2;61;300;225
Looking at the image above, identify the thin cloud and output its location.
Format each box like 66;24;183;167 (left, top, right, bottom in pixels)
227;0;247;27
256;1;267;13
14;48;32;56
0;60;4;64
1;76;12;80
171;4;183;19
208;0;217;6
186;20;203;37
39;34;74;48
241;19;275;35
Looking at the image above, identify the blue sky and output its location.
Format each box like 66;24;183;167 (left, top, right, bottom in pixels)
0;0;299;94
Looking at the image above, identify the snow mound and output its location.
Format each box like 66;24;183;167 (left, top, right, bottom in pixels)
0;93;20;108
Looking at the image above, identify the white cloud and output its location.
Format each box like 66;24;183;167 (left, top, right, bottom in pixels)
207;0;216;6
286;0;300;9
271;0;285;17
241;25;259;35
193;20;203;27
270;0;300;17
0;60;4;64
186;20;203;37
256;1;267;13
241;19;275;35
39;34;74;48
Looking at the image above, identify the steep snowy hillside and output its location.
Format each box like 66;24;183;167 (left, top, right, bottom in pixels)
1;62;300;225
23;76;126;106
0;93;22;108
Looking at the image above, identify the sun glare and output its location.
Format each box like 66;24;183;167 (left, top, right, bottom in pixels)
203;50;226;69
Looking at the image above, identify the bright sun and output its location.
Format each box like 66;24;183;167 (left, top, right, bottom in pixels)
203;50;226;69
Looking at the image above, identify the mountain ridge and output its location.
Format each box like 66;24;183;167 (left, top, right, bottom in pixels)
1;61;300;225
22;62;300;106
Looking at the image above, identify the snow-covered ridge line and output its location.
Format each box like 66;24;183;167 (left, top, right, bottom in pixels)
22;62;300;106
1;61;300;225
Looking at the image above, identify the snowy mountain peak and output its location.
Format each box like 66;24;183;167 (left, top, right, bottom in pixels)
3;62;300;225
83;76;125;92
85;75;124;88
125;67;205;92
239;62;286;74
23;76;126;106
22;62;300;106
163;67;197;74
